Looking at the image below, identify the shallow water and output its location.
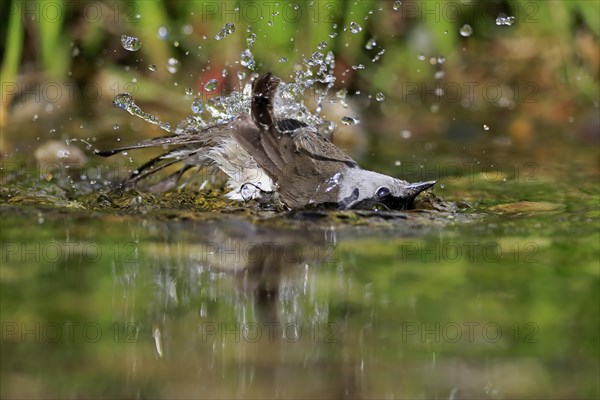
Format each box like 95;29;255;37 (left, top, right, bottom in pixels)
1;136;598;399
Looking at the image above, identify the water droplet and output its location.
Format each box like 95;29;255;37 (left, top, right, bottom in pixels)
329;31;338;39
121;35;142;51
32;114;39;121
349;22;362;34
57;149;70;159
167;58;179;73
237;71;246;81
401;130;412;139
204;79;218;92
49;128;56;134
393;1;402;11
365;38;377;50
215;22;235;40
158;26;168;39
113;124;120;130
437;56;446;64
460;24;473;37
394;160;401;166
351;64;365;70
113;93;134;109
148;64;157;72
279;57;288;63
418;54;426;61
483;124;490;131
341;116;360;126
191;98;203;114
240;49;255;69
325;172;342;192
185;87;193;95
247;32;256;47
222;69;229;77
375;92;385;102
434;71;446;79
496;14;515;26
182;24;193;35
317;41;328;50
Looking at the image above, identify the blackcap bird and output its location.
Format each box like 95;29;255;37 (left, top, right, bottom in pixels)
98;73;436;210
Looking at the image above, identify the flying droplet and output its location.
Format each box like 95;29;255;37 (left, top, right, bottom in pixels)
349;22;362;34
375;92;385;102
158;26;168;39
279;57;288;63
434;70;446;79
113;93;134;110
204;79;218;92
247;32;257;47
393;1;402;11
496;14;516;26
148;64;157;72
167;58;179;73
365;38;377;50
121;35;142;51
317;41;328;50
215;22;235;40
460;24;473;37
401;130;412;139
240;49;255;69
483;124;490;131
113;124;120;130
341;116;360;126
185;87;193;96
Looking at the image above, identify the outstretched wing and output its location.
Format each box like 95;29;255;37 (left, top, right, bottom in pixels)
96;118;250;189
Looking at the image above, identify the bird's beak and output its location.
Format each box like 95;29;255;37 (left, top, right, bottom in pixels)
404;180;436;198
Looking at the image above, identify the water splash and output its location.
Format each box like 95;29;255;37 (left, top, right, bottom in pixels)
191;98;203;114
113;24;343;142
113;93;174;133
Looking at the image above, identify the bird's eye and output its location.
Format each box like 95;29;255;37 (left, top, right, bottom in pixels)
375;186;391;199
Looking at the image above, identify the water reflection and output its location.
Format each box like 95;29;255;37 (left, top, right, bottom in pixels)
110;217;365;398
2;207;597;399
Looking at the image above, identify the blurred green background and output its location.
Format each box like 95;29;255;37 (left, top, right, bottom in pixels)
1;0;598;155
